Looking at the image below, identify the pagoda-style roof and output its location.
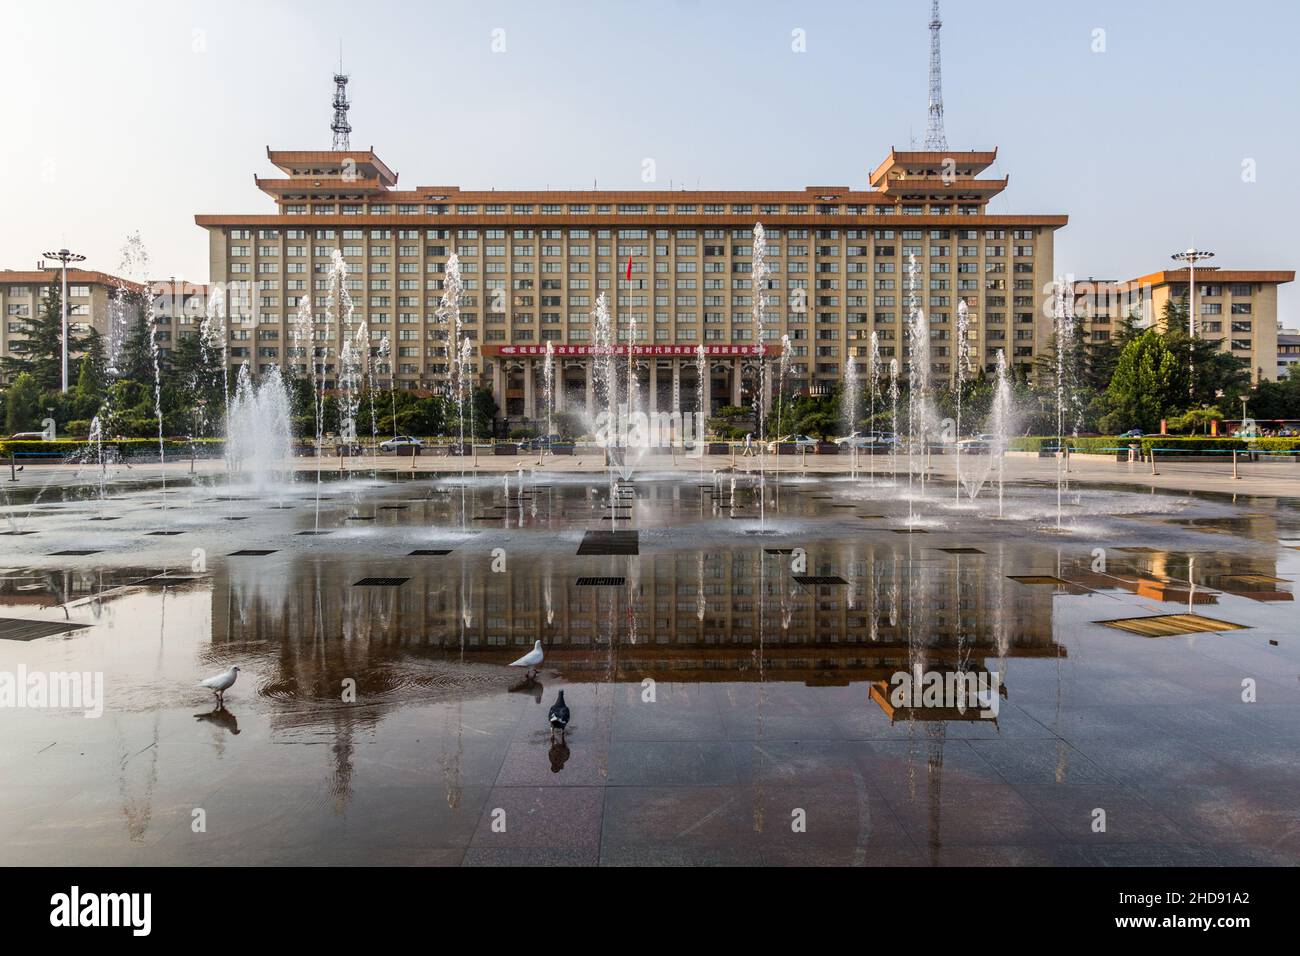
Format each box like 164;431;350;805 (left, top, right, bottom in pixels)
869;148;998;188
265;148;398;187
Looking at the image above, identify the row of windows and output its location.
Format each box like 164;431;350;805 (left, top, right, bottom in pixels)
273;202;991;217
229;227;1037;242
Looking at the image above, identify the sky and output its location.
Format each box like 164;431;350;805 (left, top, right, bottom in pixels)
2;0;1297;320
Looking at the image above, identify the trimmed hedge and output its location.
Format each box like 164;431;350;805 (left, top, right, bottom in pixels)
0;438;225;460
1009;436;1300;455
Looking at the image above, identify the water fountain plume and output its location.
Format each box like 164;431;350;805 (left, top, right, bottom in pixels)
226;364;294;492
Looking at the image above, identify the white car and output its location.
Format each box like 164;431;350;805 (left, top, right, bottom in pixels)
957;433;1006;453
836;432;897;449
379;435;424;451
766;434;818;453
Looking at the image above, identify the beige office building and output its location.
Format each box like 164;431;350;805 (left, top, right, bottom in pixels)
1074;269;1295;383
0;269;144;381
196;145;1066;421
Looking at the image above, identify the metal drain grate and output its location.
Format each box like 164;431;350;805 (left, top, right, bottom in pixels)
576;577;626;587
223;516;250;521
379;506;408;510
409;549;452;556
87;517;120;522
577;530;639;555
49;550;100;556
1116;547;1161;554
345;516;376;521
939;548;985;555
893;529;930;534
296;531;332;536
0;617;91;642
229;549;278;557
858;515;886;520
793;576;849;587
765;548;797;555
1009;575;1067;586
1098;614;1248;637
353;577;410;587
1;531;37;536
145;531;185;536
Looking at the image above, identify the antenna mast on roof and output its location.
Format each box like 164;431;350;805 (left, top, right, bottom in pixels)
924;0;948;151
331;45;351;151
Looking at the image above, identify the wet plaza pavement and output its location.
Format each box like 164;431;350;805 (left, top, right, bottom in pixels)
1;468;1298;866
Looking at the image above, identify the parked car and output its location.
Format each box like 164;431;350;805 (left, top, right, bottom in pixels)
8;432;47;441
1118;429;1145;439
835;432;898;449
378;435;424;452
1278;425;1299;437
765;434;817;453
957;433;1006;453
518;434;564;451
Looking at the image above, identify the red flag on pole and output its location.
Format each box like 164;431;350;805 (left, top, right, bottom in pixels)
626;256;633;281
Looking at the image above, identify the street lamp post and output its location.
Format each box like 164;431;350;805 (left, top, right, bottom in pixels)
1171;247;1215;338
1172;247;1215;398
41;248;86;393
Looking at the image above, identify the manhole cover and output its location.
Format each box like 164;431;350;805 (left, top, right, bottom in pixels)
229;550;277;557
576;577;626;587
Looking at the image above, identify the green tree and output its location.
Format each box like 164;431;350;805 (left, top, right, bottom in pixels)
1100;329;1189;433
4;373;43;434
74;329;109;407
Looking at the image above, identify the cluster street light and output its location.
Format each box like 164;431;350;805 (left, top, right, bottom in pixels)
41;248;87;393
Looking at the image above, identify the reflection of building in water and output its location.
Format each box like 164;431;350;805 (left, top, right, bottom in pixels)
1058;517;1295;605
207;541;1067;688
0;568;171;609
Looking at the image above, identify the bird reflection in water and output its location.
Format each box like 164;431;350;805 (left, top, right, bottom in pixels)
194;704;240;735
548;740;571;773
508;674;544;704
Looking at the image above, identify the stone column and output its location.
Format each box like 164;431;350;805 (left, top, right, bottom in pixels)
731;360;743;408
762;359;773;415
671;359;682;415
491;358;504;405
649;360;659;413
554;362;565;413
523;359;535;420
585;358;595;422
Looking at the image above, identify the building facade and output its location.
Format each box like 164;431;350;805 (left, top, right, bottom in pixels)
196;146;1066;421
0;269;142;380
1274;329;1298;380
1075;269;1295;383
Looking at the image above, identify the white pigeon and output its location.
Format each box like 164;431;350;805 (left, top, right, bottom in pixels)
200;665;240;704
509;641;544;679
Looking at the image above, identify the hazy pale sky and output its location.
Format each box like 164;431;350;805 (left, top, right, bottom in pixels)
3;0;1296;319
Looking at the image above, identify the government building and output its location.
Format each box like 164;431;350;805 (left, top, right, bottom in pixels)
195;145;1067;422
